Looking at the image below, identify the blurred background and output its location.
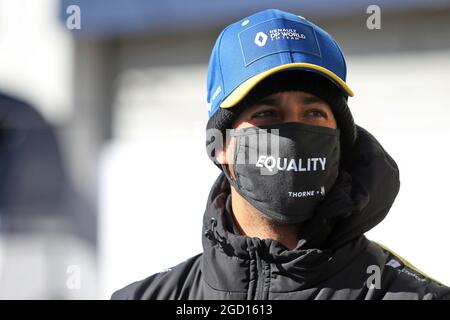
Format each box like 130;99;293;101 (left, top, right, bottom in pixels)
0;0;449;299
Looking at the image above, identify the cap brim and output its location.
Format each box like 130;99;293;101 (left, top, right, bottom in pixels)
220;62;354;109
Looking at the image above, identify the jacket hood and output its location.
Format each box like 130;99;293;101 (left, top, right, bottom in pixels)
201;125;400;292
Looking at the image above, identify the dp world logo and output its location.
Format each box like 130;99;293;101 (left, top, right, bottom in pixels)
254;32;268;47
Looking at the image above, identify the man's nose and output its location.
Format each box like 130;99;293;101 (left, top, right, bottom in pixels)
281;104;303;123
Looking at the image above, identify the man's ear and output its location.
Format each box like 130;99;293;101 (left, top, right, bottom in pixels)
216;131;234;165
216;149;227;165
217;148;237;181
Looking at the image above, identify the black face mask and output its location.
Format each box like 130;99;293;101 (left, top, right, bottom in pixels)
222;122;341;224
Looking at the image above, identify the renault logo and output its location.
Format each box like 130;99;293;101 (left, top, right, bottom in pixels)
254;32;268;47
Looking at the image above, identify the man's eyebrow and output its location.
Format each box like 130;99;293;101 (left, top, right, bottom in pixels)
300;95;325;105
252;96;278;107
253;95;325;107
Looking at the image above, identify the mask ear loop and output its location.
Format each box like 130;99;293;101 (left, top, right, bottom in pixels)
222;126;264;190
221;163;236;186
220;129;240;190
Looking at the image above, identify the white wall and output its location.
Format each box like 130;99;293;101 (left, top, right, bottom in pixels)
0;0;97;299
0;0;73;124
350;50;450;287
99;65;218;298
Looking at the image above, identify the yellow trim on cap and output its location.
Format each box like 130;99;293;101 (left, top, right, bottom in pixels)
220;62;354;109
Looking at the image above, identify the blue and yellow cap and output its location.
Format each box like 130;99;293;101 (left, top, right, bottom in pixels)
206;9;354;118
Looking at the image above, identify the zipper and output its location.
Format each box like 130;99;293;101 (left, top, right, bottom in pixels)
206;218;268;299
253;248;266;300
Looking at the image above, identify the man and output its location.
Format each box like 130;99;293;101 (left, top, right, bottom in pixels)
112;9;450;300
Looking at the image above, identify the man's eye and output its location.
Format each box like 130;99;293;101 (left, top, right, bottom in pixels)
252;110;277;118
307;109;328;118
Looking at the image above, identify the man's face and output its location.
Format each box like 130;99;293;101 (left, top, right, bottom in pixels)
217;90;337;166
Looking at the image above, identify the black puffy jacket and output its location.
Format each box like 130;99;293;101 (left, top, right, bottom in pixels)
112;126;450;300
